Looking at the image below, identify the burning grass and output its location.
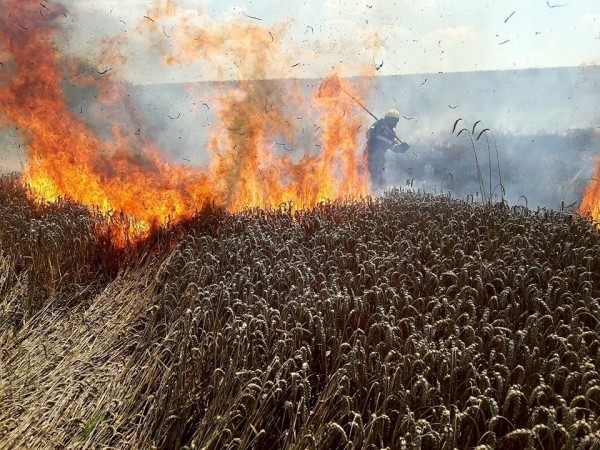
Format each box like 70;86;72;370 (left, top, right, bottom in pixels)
1;176;599;449
0;0;371;234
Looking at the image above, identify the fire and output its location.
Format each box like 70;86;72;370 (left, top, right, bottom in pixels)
312;76;369;201
0;1;373;242
317;75;345;98
579;167;600;224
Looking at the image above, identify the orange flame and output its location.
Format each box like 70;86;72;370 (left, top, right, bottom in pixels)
579;166;600;224
0;1;372;242
317;75;344;98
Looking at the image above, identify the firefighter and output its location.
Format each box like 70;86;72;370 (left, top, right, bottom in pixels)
365;109;408;188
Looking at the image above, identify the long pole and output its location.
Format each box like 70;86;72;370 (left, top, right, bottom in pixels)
339;86;408;146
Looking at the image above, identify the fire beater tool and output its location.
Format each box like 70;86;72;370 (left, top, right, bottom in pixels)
317;75;410;150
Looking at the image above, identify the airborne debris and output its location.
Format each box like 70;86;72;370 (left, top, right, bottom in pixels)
499;39;509;45
275;142;294;152
143;16;154;22
167;113;181;120
226;127;245;136
242;12;262;21
504;11;515;23
547;1;568;7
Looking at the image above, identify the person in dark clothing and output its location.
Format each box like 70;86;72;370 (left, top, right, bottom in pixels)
366;109;408;188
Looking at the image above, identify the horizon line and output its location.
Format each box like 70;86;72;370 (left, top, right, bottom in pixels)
131;63;600;87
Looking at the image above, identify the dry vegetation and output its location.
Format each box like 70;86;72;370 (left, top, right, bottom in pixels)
0;173;599;449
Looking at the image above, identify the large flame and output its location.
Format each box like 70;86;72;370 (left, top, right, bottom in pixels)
579;167;600;223
0;1;372;241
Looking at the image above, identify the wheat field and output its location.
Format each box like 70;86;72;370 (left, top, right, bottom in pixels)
0;174;599;449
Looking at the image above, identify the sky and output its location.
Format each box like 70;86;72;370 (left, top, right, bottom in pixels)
66;0;600;84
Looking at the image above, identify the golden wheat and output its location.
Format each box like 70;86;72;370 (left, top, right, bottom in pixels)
0;179;599;449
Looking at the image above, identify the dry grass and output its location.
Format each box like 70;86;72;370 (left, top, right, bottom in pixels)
1;174;599;449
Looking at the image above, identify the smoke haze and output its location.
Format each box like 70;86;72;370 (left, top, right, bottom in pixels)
35;65;595;211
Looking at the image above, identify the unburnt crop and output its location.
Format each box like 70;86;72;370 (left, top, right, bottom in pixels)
0;176;599;449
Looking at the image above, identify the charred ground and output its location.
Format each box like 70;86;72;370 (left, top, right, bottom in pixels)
0;175;599;449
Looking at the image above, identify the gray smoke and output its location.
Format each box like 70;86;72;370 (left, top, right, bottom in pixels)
0;126;25;174
386;130;599;210
374;66;600;211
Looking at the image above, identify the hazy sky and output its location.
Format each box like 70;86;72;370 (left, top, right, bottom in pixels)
65;0;600;83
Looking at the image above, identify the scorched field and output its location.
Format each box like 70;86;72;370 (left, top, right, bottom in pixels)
0;174;599;450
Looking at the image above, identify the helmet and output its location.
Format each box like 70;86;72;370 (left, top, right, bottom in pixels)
384;109;400;120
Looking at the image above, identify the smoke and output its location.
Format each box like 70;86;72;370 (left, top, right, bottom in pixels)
0;126;25;173
386;129;600;210
368;66;600;211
